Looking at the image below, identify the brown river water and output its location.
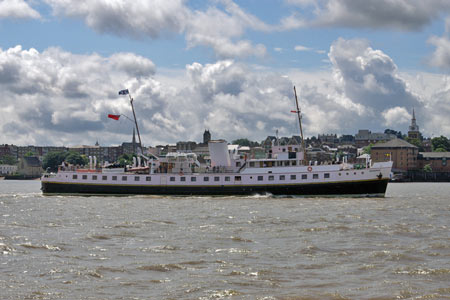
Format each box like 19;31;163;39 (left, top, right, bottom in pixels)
1;181;449;299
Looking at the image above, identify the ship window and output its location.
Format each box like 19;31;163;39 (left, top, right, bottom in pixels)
249;162;255;167
257;176;263;181
236;162;241;167
73;175;78;179
102;175;107;180
284;161;289;166
191;177;196;182
170;177;175;182
92;175;97;180
135;176;140;181
279;175;285;180
277;161;282;166
225;176;230;181
268;175;274;181
324;173;330;178
214;176;220;182
146;176;151;181
361;172;364;174
235;176;241;181
290;175;296;180
122;176;127;181
338;173;341;176
82;175;87;180
112;176;117;181
180;177;186;182
313;174;319;179
204;177;209;182
292;160;297;166
302;174;307;180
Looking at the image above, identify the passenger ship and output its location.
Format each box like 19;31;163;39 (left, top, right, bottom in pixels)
41;88;392;196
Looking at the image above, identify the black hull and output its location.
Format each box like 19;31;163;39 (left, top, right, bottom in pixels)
42;179;389;197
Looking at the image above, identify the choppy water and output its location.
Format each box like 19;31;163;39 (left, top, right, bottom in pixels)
1;180;449;300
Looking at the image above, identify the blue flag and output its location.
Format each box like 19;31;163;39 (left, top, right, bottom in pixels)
118;89;129;95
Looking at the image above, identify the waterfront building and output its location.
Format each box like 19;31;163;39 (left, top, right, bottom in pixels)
417;152;450;172
17;157;42;177
371;139;418;172
0;164;18;175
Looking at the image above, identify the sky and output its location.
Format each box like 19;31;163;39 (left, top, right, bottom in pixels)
1;0;450;147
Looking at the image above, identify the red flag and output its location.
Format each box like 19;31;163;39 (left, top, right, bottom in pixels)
290;110;298;113
108;114;120;120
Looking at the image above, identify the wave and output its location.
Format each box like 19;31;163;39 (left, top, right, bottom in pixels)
137;263;185;272
19;242;63;251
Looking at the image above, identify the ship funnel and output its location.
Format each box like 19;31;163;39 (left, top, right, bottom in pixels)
93;156;97;168
133;156;137;167
89;156;92;169
208;140;231;167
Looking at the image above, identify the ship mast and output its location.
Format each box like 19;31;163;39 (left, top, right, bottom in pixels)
127;90;144;155
293;86;307;165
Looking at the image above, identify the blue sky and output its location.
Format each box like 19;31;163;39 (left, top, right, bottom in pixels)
1;0;450;146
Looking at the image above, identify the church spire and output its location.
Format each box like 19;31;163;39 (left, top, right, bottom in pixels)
409;108;418;131
408;108;420;140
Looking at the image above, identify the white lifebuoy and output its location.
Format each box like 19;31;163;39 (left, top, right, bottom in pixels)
307;166;312;172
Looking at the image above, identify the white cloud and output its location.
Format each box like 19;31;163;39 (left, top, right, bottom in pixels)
0;0;41;19
44;0;188;38
284;38;428;137
329;38;420;110
284;0;450;31
0;45;156;145
0;45;296;145
1;40;449;147
44;0;272;59
421;76;450;137
382;107;411;127
427;18;450;69
294;45;312;51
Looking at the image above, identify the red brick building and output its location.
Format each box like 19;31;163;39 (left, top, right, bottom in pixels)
417;152;450;172
371;139;419;172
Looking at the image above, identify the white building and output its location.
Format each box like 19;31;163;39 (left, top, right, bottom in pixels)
0;164;18;175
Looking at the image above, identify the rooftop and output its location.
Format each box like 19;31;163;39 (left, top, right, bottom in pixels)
372;138;417;149
419;152;450;158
